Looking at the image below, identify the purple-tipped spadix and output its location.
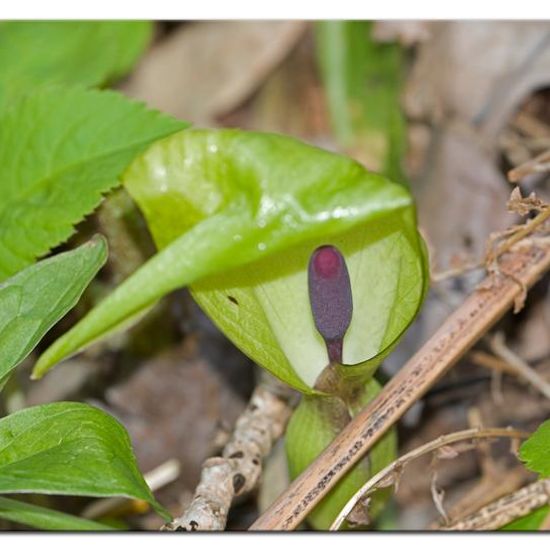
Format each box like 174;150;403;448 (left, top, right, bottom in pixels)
308;245;353;364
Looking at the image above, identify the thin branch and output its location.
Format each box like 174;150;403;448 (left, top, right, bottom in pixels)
470;350;519;376
486;209;550;268
329;427;528;531
164;378;294;531
441;478;550;531
430;470;449;525
431;261;483;283
250;236;550;530
508;149;550;182
490;332;550;402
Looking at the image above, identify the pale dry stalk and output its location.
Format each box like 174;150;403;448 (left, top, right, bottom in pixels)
508;149;550;182
330;427;528;530
490;332;550;401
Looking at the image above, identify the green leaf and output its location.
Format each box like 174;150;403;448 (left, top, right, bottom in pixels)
0;402;168;520
0;86;186;280
0;496;116;531
501;506;550;531
33;129;427;387
315;21;407;183
0;21;152;109
520;418;550;477
0;236;107;384
499;419;550;530
286;379;396;529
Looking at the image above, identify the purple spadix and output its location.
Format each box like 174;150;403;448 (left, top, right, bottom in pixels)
308;245;353;364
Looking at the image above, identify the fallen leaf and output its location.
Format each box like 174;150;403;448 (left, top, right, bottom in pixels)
405;21;550;140
415;121;514;270
507;186;547;214
121;21;307;125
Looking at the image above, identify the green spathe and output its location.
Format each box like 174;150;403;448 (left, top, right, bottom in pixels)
34;129;428;391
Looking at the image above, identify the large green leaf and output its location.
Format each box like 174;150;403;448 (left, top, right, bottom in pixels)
0;237;107;383
33;129;427;390
315;21;407;183
0;496;115;531
0;21;152;109
0;86;186;280
520;419;550;477
0;402;168;520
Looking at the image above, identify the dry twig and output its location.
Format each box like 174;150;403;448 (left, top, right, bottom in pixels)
430;470;449;525
508;149;550;182
164;378;294;531
484;195;549;282
441;478;550;531
329;427;528;531
250;235;550;530
470;350;520;376
430;261;483;283
490;332;550;402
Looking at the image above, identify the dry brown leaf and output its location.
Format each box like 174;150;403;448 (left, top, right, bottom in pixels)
415;121;514;271
406;22;550;273
507;186;547;215
347;497;371;527
121;21;307;125
405;22;550;139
